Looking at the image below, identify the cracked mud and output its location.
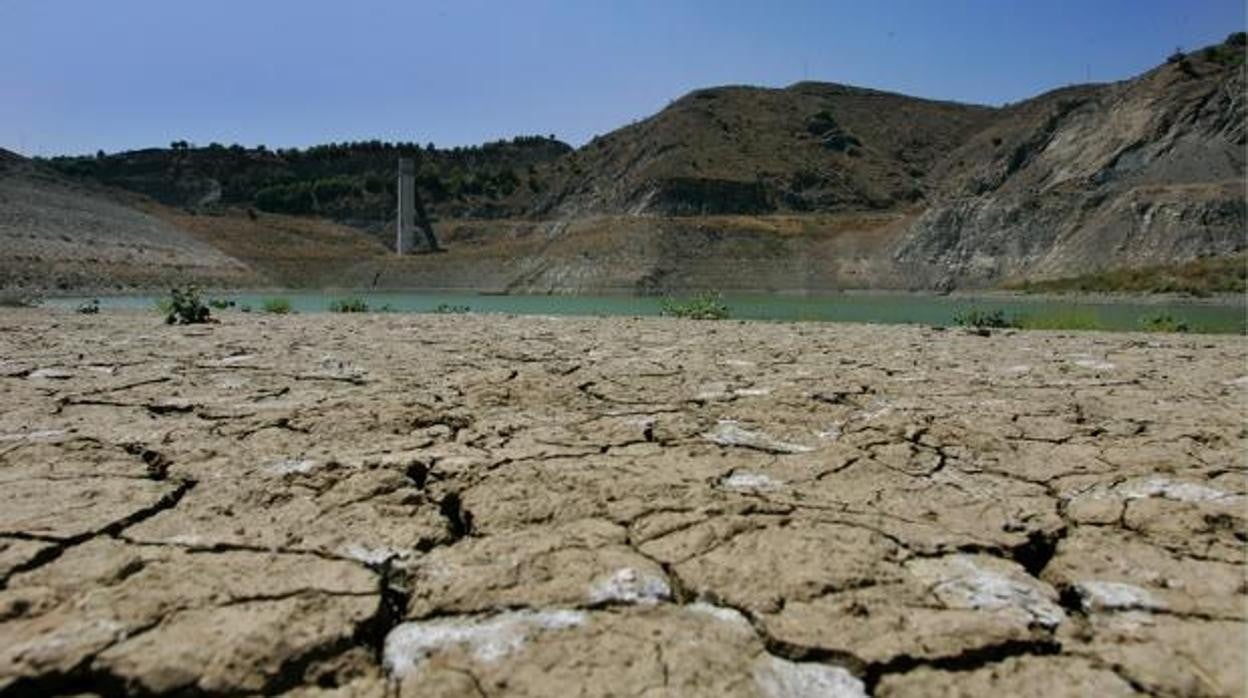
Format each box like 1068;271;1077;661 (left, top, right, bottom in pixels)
0;309;1244;697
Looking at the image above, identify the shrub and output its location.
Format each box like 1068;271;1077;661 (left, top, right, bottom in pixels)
76;299;100;315
328;297;369;313
165;287;212;325
262;297;292;314
1139;313;1190;333
660;292;730;320
952;307;1016;329
433;303;471;314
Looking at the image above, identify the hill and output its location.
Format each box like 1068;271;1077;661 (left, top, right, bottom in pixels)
532;83;994;217
0;149;262;294
895;38;1246;288
16;33;1247;294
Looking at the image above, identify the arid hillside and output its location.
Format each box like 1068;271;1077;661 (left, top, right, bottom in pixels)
894;41;1247;289
9;35;1246;294
0;151;262;294
531;83;993;217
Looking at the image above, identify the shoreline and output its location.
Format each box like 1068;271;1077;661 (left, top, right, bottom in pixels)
17;284;1247;307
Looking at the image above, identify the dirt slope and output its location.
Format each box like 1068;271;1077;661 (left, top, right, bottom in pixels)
0;151;262;294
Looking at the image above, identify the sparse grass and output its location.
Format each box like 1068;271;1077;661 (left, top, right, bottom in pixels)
1139;312;1190;333
328;297;369;313
1006;255;1246;296
433;303;471;314
0;290;40;307
207;298;235;310
660;292;730;320
262;297;292;314
165;287;212;325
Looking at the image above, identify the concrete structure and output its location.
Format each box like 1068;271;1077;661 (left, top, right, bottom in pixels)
396;158;441;254
396;158;418;254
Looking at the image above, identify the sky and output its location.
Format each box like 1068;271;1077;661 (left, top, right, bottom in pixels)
3;0;1244;157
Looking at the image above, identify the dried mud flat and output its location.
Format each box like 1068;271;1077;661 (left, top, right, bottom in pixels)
0;309;1244;697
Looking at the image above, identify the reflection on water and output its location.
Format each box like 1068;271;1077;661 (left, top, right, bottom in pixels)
43;292;1247;334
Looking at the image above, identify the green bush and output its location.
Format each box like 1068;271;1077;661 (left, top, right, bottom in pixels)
165;287;212;325
328;297;369;313
262;297;292;314
952;307;1016;329
1139;313;1190;333
660;292;730;320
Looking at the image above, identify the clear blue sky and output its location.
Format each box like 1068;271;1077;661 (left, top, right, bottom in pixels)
4;0;1244;157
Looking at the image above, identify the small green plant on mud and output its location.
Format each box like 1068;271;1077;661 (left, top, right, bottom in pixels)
433;303;471;314
165;287;212;325
207;298;235;310
262;297;292;314
660;292;730;320
328;297;369;313
76;299;100;315
952;307;1016;329
1139;312;1190;333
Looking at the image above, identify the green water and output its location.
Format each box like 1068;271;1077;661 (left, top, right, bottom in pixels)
45;291;1247;334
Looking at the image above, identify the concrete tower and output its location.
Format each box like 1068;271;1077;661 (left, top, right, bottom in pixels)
396;158;417;254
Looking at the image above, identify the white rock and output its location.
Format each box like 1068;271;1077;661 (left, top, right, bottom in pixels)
753;655;867;698
704;420;813;454
268;458;318;475
341;545;399;566
687;602;754;632
734;387;773;397
907;555;1066;628
1116;478;1231;503
587;567;671;605
721;472;783;492
28;368;73;380
1074;580;1166;612
383;610;586;677
219;354;257;365
1072;358;1115;371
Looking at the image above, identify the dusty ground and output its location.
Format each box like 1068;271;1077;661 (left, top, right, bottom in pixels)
0;309;1244;697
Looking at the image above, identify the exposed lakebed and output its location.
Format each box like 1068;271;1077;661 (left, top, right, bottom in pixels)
0;309;1243;695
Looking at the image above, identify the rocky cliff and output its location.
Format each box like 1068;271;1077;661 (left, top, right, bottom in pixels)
892;43;1246;289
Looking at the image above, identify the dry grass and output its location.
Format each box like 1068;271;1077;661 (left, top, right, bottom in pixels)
1006;255;1246;296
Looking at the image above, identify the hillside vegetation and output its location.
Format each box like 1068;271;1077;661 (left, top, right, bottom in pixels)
47;136;570;229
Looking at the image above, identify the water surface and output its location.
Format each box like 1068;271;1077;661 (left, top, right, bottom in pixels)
45;291;1247;334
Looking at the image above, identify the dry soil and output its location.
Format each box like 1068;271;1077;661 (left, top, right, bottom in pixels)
0;310;1244;697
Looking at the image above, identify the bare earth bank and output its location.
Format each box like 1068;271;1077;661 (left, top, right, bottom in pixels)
0;310;1244;697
